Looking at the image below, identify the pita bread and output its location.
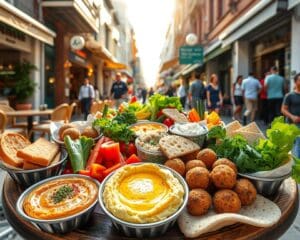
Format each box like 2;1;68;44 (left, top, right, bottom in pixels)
178;195;281;238
238;122;264;135
233;130;265;144
225;121;242;137
162;108;188;123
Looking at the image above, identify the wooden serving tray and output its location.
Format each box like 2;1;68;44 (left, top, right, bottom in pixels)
2;175;299;240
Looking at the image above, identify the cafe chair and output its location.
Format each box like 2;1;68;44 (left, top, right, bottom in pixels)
0;105;31;130
68;102;77;122
29;103;69;139
0;110;27;136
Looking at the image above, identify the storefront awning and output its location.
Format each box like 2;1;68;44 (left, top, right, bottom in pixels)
220;0;278;47
104;60;128;70
42;0;99;33
0;1;56;45
204;45;231;62
159;57;179;73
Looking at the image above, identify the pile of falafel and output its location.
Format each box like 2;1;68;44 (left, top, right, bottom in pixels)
164;148;257;216
58;123;99;141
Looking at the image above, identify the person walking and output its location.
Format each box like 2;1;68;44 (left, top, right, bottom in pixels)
242;72;261;125
148;87;154;97
177;76;187;109
281;73;300;157
78;78;95;120
94;86;100;101
259;72;269;125
265;66;285;123
206;74;223;113
110;72;128;109
232;75;243;121
188;71;206;109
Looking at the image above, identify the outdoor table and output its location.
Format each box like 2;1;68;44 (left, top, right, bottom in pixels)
5;109;53;140
2;175;298;240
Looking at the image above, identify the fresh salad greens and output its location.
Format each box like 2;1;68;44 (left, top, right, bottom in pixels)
64;136;94;173
148;94;183;121
292;156;300;183
208;117;300;175
93;118;135;143
113;110;137;125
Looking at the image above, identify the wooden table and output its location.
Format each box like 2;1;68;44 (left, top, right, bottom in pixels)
2;176;298;240
6;109;53;140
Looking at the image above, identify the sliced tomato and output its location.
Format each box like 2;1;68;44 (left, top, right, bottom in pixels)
120;142;137;158
99;141;121;168
163;118;174;127
129;96;137;103
125;154;141;164
62;168;73;174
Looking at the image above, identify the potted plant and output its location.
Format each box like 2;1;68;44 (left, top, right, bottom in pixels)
14;60;37;110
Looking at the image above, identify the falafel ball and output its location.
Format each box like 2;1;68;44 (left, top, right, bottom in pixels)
165;158;185;176
186;167;210;189
210;165;237;189
81;126;99;138
213;189;241;213
58;123;76;140
197;148;217;169
62;127;80;140
186;160;207;172
212;158;237;174
234;178;257;206
187;189;212;216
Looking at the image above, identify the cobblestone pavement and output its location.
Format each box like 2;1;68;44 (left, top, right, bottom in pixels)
0;116;299;239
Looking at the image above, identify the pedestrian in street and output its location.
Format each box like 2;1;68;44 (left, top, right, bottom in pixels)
232;75;244;121
241;72;262;125
94;86;100;101
206;74;223;113
166;85;175;97
281;73;300;157
177;76;187;109
188;71;206;109
78;78;95;120
141;87;147;104
259;72;270;125
265;66;285;123
110;72;128;109
148;87;154;97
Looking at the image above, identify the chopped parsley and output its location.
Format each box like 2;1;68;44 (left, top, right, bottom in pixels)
51;185;74;204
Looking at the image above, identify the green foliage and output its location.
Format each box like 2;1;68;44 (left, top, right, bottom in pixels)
14;60;37;102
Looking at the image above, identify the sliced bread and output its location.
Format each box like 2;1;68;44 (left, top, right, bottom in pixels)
159;135;200;159
162;108;189;123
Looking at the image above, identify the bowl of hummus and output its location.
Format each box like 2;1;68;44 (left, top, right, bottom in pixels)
16;174;99;234
129;121;168;137
99;163;189;238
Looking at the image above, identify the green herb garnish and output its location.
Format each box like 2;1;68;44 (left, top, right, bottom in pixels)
51;185;74;204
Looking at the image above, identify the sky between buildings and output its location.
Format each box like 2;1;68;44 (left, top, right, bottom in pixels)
126;0;175;87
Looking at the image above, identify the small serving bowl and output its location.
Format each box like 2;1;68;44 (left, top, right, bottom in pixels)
16;174;99;234
169;123;208;147
135;136;167;164
98;163;189;238
129;121;168;137
238;172;291;196
0;148;68;188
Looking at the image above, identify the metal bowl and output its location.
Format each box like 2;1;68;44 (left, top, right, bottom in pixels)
135;136;167;164
16;174;99;234
0;148;68;188
238;171;291;197
169;123;208;147
99;163;189;238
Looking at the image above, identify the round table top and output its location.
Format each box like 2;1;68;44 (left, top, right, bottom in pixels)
2;175;299;240
5;109;53;117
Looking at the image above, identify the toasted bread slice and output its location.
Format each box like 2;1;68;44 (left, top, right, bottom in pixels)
159;135;200;159
162;108;189;123
225;121;242;137
17;138;59;167
22;151;61;170
233;130;265;144
0;132;31;168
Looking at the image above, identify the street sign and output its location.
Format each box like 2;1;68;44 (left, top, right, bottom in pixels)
179;45;203;64
70;36;85;50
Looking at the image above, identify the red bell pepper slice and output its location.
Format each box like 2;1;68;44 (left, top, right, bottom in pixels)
129;96;137;103
103;163;122;178
78;169;91;177
90;163;107;181
99;141;121;168
86;137;105;170
125;154;141;164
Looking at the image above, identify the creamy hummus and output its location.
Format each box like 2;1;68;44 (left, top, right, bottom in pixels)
23;177;98;220
103;163;184;223
136;132;165;152
130;122;167;136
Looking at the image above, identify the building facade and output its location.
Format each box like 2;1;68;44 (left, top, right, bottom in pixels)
160;0;300;96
